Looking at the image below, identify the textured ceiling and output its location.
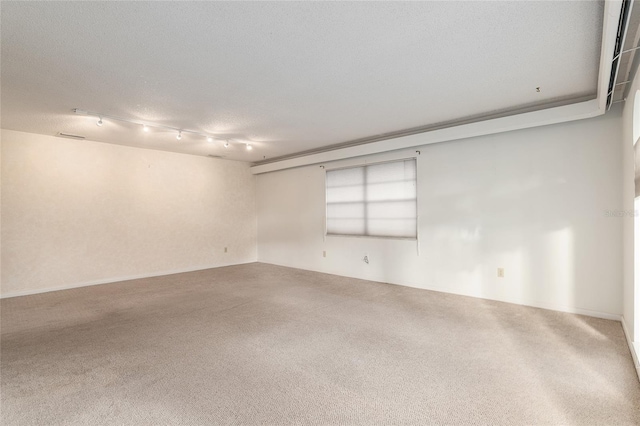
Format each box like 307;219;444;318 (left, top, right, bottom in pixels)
1;1;604;162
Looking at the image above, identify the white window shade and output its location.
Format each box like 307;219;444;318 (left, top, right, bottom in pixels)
326;159;417;238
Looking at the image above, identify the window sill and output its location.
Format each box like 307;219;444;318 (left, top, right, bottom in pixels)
325;233;417;241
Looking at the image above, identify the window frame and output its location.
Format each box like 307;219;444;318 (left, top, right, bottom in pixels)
324;157;418;241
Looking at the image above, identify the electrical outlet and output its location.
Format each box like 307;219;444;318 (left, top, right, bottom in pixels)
224;247;228;253
497;268;505;278
323;251;326;258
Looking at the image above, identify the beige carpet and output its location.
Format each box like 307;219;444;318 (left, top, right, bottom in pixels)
1;263;639;425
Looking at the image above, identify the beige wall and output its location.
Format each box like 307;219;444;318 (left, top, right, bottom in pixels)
1;129;257;297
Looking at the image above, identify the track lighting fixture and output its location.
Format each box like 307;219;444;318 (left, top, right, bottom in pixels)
73;108;256;151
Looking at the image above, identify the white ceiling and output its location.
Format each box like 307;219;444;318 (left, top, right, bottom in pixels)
1;1;604;163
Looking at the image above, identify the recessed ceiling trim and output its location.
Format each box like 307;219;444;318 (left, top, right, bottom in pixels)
251;0;623;175
253;94;595;167
251;99;600;175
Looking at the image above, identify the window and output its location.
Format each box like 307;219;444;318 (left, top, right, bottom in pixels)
325;158;417;239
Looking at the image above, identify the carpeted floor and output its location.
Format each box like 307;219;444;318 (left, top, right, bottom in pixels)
1;263;639;425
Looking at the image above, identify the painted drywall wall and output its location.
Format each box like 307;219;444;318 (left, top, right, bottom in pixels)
621;64;640;376
257;109;623;319
1;129;257;297
622;79;638;341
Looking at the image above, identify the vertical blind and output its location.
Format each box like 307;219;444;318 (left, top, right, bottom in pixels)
326;159;417;238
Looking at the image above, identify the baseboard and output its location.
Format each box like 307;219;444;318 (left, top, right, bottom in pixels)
476;297;622;321
0;260;257;299
256;260;622;321
621;318;640;383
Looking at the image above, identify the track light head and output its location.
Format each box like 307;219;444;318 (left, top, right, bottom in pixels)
73;109;267;150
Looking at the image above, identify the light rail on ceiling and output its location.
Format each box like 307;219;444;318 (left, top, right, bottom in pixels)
72;108;252;150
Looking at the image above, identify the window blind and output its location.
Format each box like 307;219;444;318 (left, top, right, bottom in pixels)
326;159;417;238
